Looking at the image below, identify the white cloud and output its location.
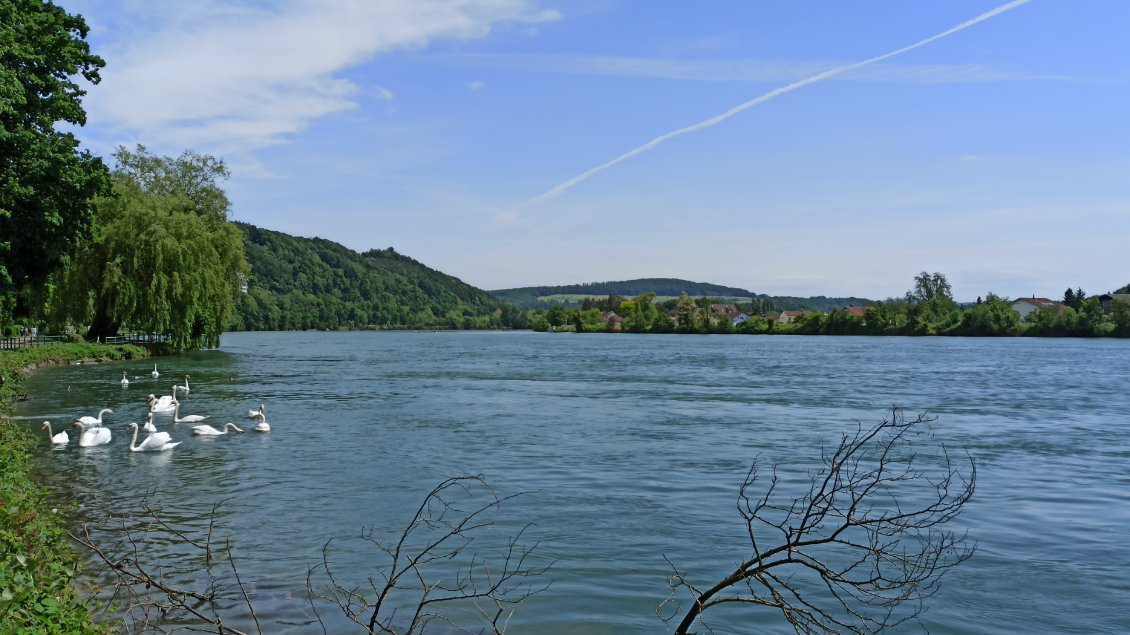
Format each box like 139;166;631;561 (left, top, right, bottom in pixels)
85;0;559;153
468;80;487;90
375;86;396;102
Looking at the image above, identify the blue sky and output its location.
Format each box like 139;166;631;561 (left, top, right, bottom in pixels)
66;0;1128;301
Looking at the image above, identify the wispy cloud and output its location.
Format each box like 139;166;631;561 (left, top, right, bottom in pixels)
468;80;487;91
444;52;1059;85
84;0;559;154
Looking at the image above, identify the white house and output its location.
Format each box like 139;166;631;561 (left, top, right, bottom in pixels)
1011;297;1062;319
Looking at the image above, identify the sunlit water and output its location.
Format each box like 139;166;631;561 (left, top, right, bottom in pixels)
13;331;1130;633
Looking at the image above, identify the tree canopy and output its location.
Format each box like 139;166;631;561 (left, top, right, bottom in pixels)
53;146;249;349
0;0;110;325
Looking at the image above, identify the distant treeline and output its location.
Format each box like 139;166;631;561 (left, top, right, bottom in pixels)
529;274;1130;338
230;224;529;331
490;278;871;312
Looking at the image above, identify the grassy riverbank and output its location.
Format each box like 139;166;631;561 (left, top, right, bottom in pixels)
1;344;147;633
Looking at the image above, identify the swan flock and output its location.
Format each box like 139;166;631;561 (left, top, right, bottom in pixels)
35;368;274;451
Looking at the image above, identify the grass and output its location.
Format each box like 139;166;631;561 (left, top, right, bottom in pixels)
1;343;148;633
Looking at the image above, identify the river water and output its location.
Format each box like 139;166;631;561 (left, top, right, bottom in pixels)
13;331;1130;633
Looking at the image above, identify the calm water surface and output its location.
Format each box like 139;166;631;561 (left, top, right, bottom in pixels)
14;332;1130;633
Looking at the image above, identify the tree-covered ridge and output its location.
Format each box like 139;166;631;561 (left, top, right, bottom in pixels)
491;278;870;312
491;278;754;305
232;223;527;331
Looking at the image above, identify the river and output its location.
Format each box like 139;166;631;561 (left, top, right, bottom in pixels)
13;331;1130;633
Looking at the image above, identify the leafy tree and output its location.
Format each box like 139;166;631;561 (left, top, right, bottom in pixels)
53;147;249;349
863;300;910;335
112;145;231;222
1063;288;1077;309
0;0;110;326
1077;297;1111;337
905;273;960;335
1109;300;1130;337
545;304;569;328
573;307;604;333
958;292;1020;336
1025;305;1077;337
906;271;953;304
674;293;701;333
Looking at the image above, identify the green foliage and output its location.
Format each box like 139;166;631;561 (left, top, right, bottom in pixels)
957;293;1020;336
233;224;523;331
0;0;111;326
1109;300;1130;337
53;147;250;349
111;145;230;222
573;308;605;333
674;293;702;333
906;271;953;304
0;345;140;633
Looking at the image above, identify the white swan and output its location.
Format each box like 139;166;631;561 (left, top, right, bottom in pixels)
151;363;160;379
172;398;207;423
247;403;265;418
173;375;190;395
126;422;180;452
192;422;244;436
142;412;157;433
252;412;270;433
73;422;112;446
41;421;69;445
120;371;129;387
148;391;176;413
77;408;113;426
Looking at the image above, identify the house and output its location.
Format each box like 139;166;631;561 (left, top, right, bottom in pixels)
1011;297;1064;319
1099;293;1130;314
732;312;750;326
710;303;741;319
600;311;623;328
843;306;867;318
777;310;809;325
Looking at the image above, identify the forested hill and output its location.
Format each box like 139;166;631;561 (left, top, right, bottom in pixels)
491;278;871;312
491;279;753;307
230;223;527;330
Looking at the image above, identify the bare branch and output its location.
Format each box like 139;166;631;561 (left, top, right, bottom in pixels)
663;408;976;635
310;475;552;634
70;492;258;634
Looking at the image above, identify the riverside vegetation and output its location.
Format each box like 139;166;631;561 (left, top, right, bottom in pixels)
1;343;146;633
527;273;1130;338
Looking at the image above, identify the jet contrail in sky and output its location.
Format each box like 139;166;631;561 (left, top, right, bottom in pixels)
526;0;1032;206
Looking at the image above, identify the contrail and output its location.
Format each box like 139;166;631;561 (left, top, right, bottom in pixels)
526;0;1031;205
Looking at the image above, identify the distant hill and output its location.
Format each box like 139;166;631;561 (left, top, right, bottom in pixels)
230;223;526;330
490;278;871;312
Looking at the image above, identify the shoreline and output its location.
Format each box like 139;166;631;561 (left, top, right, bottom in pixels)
0;343;149;632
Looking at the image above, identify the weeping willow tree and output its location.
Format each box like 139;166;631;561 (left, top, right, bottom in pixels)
54;146;249;350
